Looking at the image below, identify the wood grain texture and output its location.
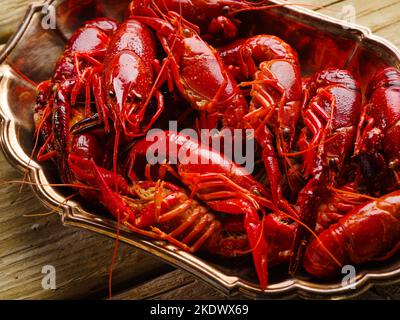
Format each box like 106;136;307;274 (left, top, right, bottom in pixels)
0;0;399;300
112;269;228;300
312;0;400;47
0;0;36;43
113;269;400;300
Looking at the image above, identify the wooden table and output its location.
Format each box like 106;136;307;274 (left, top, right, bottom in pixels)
0;0;399;300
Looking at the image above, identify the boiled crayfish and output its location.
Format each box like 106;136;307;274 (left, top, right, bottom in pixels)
33;0;400;289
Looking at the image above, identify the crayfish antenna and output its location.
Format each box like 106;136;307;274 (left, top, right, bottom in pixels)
328;185;379;202
229;2;323;16
89;159;122;300
23;192;79;217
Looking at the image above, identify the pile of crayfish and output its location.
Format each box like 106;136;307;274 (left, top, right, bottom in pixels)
33;0;400;288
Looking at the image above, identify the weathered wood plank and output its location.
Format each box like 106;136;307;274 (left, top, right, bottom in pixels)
111;268;400;300
0;153;170;299
312;0;400;48
112;269;228;300
357;2;400;33
315;0;400;17
0;0;36;43
372;22;400;48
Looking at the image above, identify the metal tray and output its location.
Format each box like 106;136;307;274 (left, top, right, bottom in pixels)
1;0;400;299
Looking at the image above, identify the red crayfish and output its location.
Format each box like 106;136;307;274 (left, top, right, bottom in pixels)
32;0;400;290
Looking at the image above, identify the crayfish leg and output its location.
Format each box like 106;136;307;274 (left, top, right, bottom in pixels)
207;198;268;289
289;170;329;274
244;206;268;289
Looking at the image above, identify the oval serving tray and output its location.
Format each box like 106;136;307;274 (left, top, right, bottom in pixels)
1;0;400;299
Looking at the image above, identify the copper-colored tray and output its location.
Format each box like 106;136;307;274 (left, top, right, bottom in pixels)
1;0;400;299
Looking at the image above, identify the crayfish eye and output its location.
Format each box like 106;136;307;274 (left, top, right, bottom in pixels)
283;128;291;141
126;93;143;105
134;93;143;102
108;90;116;99
183;28;191;37
389;160;399;170
222;5;230;14
328;157;339;169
